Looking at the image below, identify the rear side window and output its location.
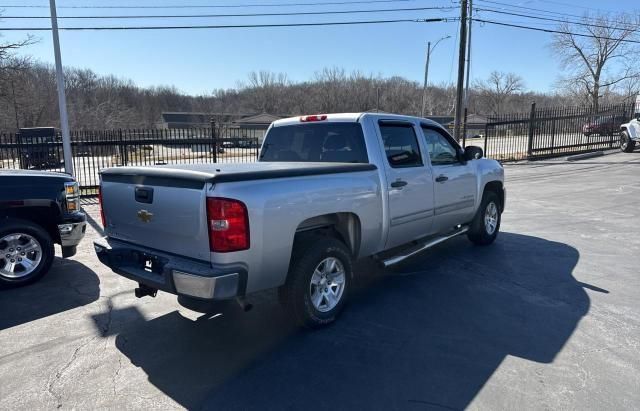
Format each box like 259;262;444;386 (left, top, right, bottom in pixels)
259;123;368;163
379;123;423;168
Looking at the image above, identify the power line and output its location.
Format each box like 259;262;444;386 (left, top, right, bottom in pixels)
476;0;635;25
531;0;620;15
475;0;595;20
475;7;640;32
0;0;418;9
472;18;640;44
0;6;457;19
0;17;447;31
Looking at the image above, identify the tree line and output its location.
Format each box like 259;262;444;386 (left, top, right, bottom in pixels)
0;61;592;131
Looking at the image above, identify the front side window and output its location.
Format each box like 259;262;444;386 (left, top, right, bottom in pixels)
380;124;423;168
421;127;460;166
259;123;368;163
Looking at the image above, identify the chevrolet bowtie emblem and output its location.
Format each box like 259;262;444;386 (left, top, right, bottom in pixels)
137;209;153;223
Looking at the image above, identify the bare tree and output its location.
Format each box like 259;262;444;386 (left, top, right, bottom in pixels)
552;14;640;111
474;71;524;114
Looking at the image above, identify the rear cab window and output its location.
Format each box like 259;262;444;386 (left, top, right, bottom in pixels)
259;122;369;163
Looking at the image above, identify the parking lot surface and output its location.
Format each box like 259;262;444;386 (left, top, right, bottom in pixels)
1;153;639;410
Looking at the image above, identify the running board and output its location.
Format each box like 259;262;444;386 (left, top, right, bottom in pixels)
381;226;469;267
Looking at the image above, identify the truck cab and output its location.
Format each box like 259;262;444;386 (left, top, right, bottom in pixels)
0;170;87;287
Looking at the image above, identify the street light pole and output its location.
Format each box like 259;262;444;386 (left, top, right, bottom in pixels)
49;0;73;176
420;35;450;118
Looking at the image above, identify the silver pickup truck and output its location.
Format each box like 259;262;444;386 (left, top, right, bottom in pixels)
95;113;505;327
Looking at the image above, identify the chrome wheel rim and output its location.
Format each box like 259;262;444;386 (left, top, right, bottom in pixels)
484;202;498;235
620;135;628;150
0;233;42;279
309;257;346;313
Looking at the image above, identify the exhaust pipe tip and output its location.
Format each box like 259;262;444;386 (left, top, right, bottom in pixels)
134;284;158;298
236;297;253;312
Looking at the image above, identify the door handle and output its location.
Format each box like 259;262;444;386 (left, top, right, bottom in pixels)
435;175;448;183
390;180;408;188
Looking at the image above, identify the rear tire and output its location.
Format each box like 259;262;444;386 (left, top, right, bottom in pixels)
0;219;55;288
620;131;636;153
280;236;352;328
467;191;501;246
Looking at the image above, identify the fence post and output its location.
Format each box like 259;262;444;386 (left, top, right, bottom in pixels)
550;119;556;155
526;102;536;159
118;129;127;166
483;123;489;155
210;118;217;164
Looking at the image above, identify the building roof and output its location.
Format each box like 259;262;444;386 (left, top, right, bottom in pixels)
446;114;488;126
232;113;282;125
160;112;284;127
161;112;211;124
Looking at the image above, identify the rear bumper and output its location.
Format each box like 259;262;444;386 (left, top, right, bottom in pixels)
93;237;244;300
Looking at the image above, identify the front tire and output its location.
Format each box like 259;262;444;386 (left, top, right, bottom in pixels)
620;131;636;153
0;219;55;288
280;236;352;328
467;191;501;246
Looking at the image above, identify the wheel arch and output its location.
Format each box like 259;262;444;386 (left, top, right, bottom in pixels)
293;212;362;258
482;181;505;213
0;206;61;244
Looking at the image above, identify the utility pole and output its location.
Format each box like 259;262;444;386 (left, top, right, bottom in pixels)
453;0;468;142
10;80;19;129
49;0;73;176
421;36;450;118
462;0;473;145
464;0;473;109
421;42;431;118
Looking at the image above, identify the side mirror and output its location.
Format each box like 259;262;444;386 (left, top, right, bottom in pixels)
464;146;483;161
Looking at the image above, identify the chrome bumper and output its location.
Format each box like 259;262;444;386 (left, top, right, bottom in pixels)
93;237;243;300
58;221;87;247
58;216;87;258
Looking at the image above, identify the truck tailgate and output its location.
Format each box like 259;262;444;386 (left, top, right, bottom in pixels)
100;176;211;262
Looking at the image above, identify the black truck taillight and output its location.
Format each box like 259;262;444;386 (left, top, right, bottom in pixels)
206;197;250;252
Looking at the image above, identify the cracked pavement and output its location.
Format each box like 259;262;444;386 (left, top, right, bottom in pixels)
1;152;639;410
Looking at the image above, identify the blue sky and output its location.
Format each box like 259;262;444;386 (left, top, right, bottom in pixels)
0;0;637;95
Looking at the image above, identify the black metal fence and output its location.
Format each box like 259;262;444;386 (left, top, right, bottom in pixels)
0;124;262;193
464;102;635;161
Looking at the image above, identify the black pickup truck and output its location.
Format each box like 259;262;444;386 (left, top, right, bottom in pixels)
0;170;86;287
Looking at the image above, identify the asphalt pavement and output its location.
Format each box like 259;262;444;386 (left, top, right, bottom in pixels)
0;152;638;410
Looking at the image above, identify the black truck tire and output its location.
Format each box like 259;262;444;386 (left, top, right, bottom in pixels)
620;131;636;153
0;219;55;288
467;190;501;246
280;235;353;328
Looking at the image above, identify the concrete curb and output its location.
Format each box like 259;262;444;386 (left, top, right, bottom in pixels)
566;151;605;161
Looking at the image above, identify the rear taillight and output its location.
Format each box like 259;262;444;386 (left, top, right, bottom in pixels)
300;114;327;122
98;185;106;227
206;197;250;252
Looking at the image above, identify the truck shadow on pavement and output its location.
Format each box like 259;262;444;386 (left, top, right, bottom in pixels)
0;257;100;331
99;232;599;410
